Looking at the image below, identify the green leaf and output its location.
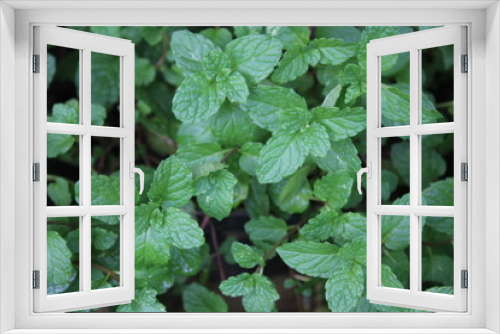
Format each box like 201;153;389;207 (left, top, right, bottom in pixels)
277;241;340;278
225;34;282;84
314;170;354;210
299;210;339;241
169;246;203;276
239;142;262;176
234;26;263;38
301;123;330;157
200;28;233;49
381;264;404;289
271;45;310;84
163;207;205;249
266;26;310;49
171;30;219;75
422;253;454;286
90;26;121;38
316;26;361;43
382;249;410;288
245;215;287;245
91;104;106;126
91;227;118;251
231;242;264;269
209;102;256;146
47;231;75;294
89;52;120;106
310;38;356;65
47;53;56;86
47;133;75;158
48;101;79;124
191;162;226;179
90;175;120;206
172;73;226;123
217;71;249;103
116;288;166;312
325;262;364;312
268;166;312;214
140;26;165;46
338;238;366;266
338;63;364;86
426;286;454;295
194;169;238;220
48;178;72;206
422;178;454;236
256;131;308;184
381;194;411;250
358;27;400;71
176;122;217;148
244;178;270;219
381;170;398;201
183;283;228;312
135;267;173;295
245;85;308;132
279;107;311;132
219;273;254;296
135;57;156;87
313;107;366;141
336;213;367;241
345;82;366;105
175;143;229;169
312;138;361;176
242;274;279;312
135;204;171;268
148;156;193;208
322;84;343;108
202;50;230;79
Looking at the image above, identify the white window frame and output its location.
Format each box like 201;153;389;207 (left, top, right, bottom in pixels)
33;26;136;312
0;1;499;333
365;26;467;312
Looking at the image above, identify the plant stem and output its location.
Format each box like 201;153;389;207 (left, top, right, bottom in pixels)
200;214;210;229
209;221;226;281
91;263;120;283
221;147;238;163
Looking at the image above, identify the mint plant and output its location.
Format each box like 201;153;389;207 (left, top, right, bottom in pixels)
46;26;455;312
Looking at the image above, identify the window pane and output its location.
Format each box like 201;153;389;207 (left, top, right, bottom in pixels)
47;134;79;206
91;216;121;290
47;45;80;124
386;136;410;202
421;133;454;205
91;136;121;206
47;216;80;294
381;52;410;127
422;217;454;294
91;52;120;127
421;46;454;124
381;215;410;290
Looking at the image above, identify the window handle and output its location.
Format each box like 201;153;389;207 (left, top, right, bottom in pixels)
129;162;144;194
357;162;371;195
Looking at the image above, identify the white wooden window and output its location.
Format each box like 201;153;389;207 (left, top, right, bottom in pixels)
364;26;467;312
33;26;137;312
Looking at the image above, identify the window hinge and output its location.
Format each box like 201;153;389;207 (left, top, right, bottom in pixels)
33;54;40;73
461;162;468;181
461;270;468;289
33;270;40;289
33;163;40;182
461;54;468;73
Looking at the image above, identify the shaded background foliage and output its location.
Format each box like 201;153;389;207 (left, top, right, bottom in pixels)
46;26;455;312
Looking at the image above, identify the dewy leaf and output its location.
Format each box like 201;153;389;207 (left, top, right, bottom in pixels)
325;262;364;312
219;273;254;297
183;283;228;312
163;207;205;249
175;143;230;169
239;142;262;176
271;45;310;84
47;231;75;294
312;107;366;141
381;194;411;250
313;138;361;176
225;34;282;84
358;26;400;71
245;85;308;132
148;156;193;208
242;274;280;312
301;123;330;157
47;177;72;206
171;30;219;75
200;28;233;49
194;169;238;220
309;38;356;65
256;131;308;184
116;288;166;312
231;242;264;269
314;170;354;210
266;26;310;49
300;210;340;242
217;71;249;103
209;102;256;147
245;215;287;245
135;204;172;269
422;178;454;236
172;73;226;123
277;241;341;278
268;166;312;214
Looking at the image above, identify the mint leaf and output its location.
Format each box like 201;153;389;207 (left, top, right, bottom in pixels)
381;264;404;289
219;273;254;296
135;57;156;87
48;177;72;206
316;26;361;43
279;107;311;132
314;170;354;210
338;239;366;266
244;179;270;219
309;38;356;65
422;253;453;286
225;35;282;84
234;26;263;38
183;283;228;312
313;138;361;176
337;213;366;241
169;246;203;276
218;71;249;103
256;131;308;184
91;227;118;251
194;169;238;220
245;85;308;132
426;286;453;295
381;194;410;250
172;73;225;123
116;288;166;312
301;123;330;157
209;102;256;147
47;133;75;158
325;262;364;312
358;27;400;71
313;107;366;141
242;274;279;312
89;52;120;106
202;50;230;79
140;26;165;46
171;30;219;75
148;157;193;208
163;207;204;249
382;169;398;201
176;122;217;149
239;142;262;176
47;231;75;294
48;101;79;124
277;241;340;278
299;210;339;241
271;45;310;84
231;242;264;269
266;26;310;49
268;167;312;214
200;28;232;49
47;53;56;86
175;143;229;168
422;178;454;236
245;215;287;245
